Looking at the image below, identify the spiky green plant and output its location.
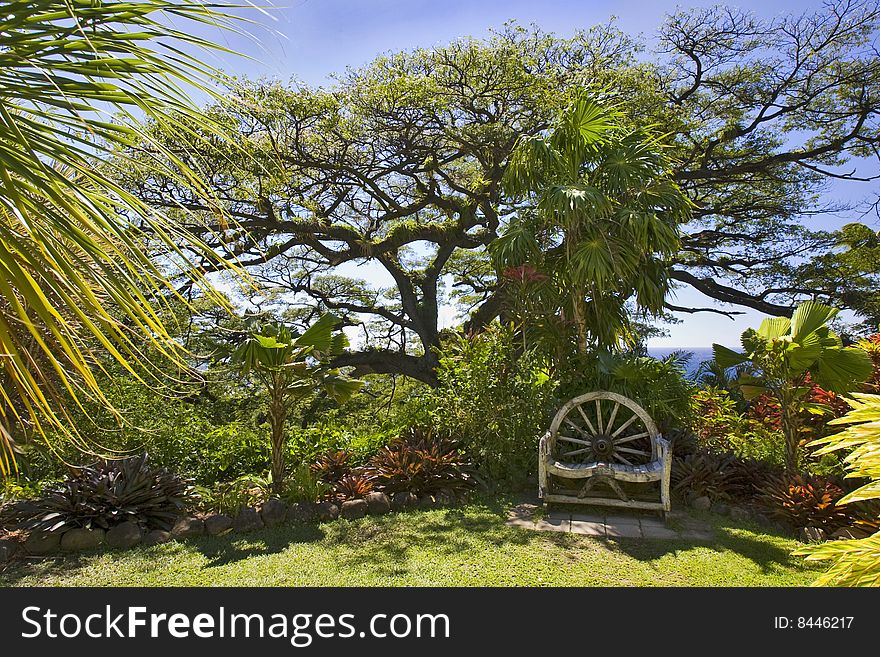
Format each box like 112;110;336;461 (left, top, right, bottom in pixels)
0;1;251;472
796;393;880;586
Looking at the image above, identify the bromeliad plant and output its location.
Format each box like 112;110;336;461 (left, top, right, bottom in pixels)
713;301;871;472
757;473;848;531
333;472;374;503
28;455;196;532
311;450;354;486
368;428;478;498
232;315;363;493
671;452;747;503
796;393;880;586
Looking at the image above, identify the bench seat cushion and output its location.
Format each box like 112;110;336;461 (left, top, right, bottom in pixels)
546;458;664;482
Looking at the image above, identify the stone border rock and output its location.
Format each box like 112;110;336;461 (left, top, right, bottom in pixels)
1;488;465;565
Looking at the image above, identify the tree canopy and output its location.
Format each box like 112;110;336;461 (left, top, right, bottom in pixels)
123;2;880;384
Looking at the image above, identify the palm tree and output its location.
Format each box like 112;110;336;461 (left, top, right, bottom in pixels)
231;314;363;493
713;301;872;472
493;92;692;357
0;2;248;473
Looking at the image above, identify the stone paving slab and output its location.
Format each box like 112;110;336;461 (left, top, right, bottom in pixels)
570;512;604;523
606;523;643;538
506;505;714;541
535;517;570;533
640;524;679;540
569;520;605;536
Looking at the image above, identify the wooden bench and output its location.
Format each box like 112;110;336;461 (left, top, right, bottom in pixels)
538;391;671;516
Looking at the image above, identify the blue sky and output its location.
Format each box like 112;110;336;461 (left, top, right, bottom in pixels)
188;1;872;347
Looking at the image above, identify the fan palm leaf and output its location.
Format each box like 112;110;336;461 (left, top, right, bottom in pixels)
496;91;692;355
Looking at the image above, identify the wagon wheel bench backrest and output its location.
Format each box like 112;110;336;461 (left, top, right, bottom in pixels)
538;391;671;515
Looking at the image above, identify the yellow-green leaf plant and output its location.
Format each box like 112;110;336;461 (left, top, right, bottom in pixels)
231;314;363;494
0;1;253;473
796;393;880;586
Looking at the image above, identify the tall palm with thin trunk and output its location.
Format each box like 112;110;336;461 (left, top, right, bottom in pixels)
493;92;691;358
0;2;250;472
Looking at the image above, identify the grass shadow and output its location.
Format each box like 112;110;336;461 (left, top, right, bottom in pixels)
324;504;544;579
190;522;326;568
608;518;805;574
0;522;329;583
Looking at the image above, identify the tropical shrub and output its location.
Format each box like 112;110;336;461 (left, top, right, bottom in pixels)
333;472;374;503
757;473;848;531
713;301;872;471
282;465;332;505
26;455;196;532
195;474;272;516
559;351;695;434
672;452;747;502
287;426;391;470
367;429;478;497
747;376;850;435
797;393;880;585
1;477;44;502
689;388;743;452
688;387;786;466
855;334;880;394
11;369;270;488
231;315;362;492
400;324;556;486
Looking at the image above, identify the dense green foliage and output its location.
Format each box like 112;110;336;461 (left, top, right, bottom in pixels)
495;93;691;353
713;301;872;470
797;394;880;586
3;2;880;590
117;2;880;388
230;315;362;492
559;351;695;433
366;430;478;497
398;324;557;487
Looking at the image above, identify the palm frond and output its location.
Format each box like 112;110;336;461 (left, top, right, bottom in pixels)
0;1;254;473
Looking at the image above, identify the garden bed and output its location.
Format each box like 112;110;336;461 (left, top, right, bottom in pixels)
0;490;452;564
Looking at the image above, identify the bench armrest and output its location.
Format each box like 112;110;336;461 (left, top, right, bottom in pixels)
539;431;552;459
656;435;670;458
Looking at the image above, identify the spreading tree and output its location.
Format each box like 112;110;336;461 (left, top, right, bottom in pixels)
124;2;880;384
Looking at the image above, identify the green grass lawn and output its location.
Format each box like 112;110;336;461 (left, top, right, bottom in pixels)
0;501;821;587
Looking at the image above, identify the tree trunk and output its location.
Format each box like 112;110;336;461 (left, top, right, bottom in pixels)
571;291;589;355
268;388;287;495
781;399;800;473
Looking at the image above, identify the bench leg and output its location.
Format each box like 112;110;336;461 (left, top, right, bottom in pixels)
577;475;629;502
